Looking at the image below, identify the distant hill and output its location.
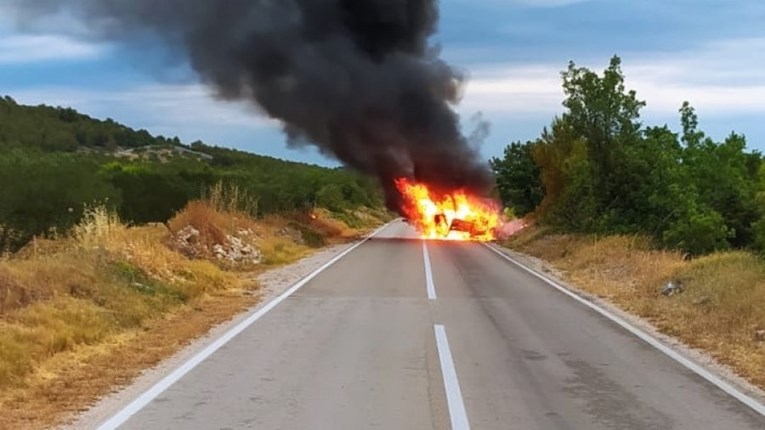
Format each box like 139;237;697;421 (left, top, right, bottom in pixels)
0;95;183;152
0;96;385;252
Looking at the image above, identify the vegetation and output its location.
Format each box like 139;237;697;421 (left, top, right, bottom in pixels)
0;194;386;428
0;95;385;253
491;56;762;255
0;96;389;427
494;57;765;390
0;204;234;388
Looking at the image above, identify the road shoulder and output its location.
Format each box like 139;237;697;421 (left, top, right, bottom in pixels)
488;243;765;409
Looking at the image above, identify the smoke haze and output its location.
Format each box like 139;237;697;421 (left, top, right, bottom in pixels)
7;0;494;212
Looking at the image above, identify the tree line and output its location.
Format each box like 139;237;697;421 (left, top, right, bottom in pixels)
491;56;763;255
0;98;383;252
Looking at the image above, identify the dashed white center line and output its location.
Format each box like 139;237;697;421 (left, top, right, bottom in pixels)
434;324;470;430
423;242;437;300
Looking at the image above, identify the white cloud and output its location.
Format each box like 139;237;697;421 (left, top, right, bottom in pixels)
0;34;106;64
459;65;563;115
458;37;765;119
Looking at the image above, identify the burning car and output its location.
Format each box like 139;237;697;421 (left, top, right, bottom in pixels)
396;178;500;242
449;218;489;237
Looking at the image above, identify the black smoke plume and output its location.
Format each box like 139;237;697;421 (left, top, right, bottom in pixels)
8;0;494;212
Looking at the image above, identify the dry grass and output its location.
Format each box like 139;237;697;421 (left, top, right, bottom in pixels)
169;200;243;249
203;181;259;215
505;227;765;389
258;236;311;266
0;286;260;430
308;208;362;239
168;202;311;266
0;205;242;427
0;198;389;429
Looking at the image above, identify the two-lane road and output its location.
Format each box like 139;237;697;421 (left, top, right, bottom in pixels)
105;220;765;429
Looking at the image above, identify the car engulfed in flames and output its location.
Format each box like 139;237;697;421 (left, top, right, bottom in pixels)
395;178;501;241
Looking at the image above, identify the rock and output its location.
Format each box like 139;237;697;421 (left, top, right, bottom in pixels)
212;235;262;264
170;225;206;258
177;225;200;244
693;296;711;306
755;330;765;342
131;282;152;294
237;228;256;237
661;280;684;296
172;225;262;264
213;244;227;259
278;226;304;245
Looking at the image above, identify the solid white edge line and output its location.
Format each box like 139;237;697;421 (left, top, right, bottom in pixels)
423;241;437;300
483;243;765;418
96;222;392;430
434;324;470;430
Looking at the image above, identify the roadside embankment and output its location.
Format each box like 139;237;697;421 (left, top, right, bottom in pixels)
503;226;765;391
0;200;388;429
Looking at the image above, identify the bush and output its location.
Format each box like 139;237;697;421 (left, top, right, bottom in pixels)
663;208;732;255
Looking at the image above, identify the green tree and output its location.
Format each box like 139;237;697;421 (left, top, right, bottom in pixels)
316;184;346;212
561;56;645;208
101;162;211;224
490;141;544;216
680;103;758;247
0;151;120;251
492;58;758;255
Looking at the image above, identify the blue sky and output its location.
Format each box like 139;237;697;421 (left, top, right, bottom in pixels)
1;0;764;164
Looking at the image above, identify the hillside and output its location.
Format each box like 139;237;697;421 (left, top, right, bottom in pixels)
0;96;392;428
0;96;385;253
0;95;181;152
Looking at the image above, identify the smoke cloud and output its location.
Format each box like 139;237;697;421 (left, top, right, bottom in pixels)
8;0;494;212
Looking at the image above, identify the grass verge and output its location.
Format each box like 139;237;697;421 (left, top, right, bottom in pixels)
503;226;765;390
0;200;389;429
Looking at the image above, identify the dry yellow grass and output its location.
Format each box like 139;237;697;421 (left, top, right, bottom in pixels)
0;205;242;426
168;200;242;249
168;202;311;266
308;208;362;239
505;227;765;389
0;198;389;429
0;285;260;430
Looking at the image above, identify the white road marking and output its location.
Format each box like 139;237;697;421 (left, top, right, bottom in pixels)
423;242;437;300
434;325;471;430
96;223;392;430
483;243;765;418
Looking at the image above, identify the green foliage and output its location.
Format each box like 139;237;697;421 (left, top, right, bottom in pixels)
316;184;346;212
0;99;384;253
662;208;732;255
0;96;173;152
679;105;758;247
0;150;121;251
101;161;212;224
490;141;544;216
493;56;765;256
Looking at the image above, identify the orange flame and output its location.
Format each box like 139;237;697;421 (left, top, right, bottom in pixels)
395;178;500;241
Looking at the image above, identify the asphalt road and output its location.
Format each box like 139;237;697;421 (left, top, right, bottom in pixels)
109;220;765;429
